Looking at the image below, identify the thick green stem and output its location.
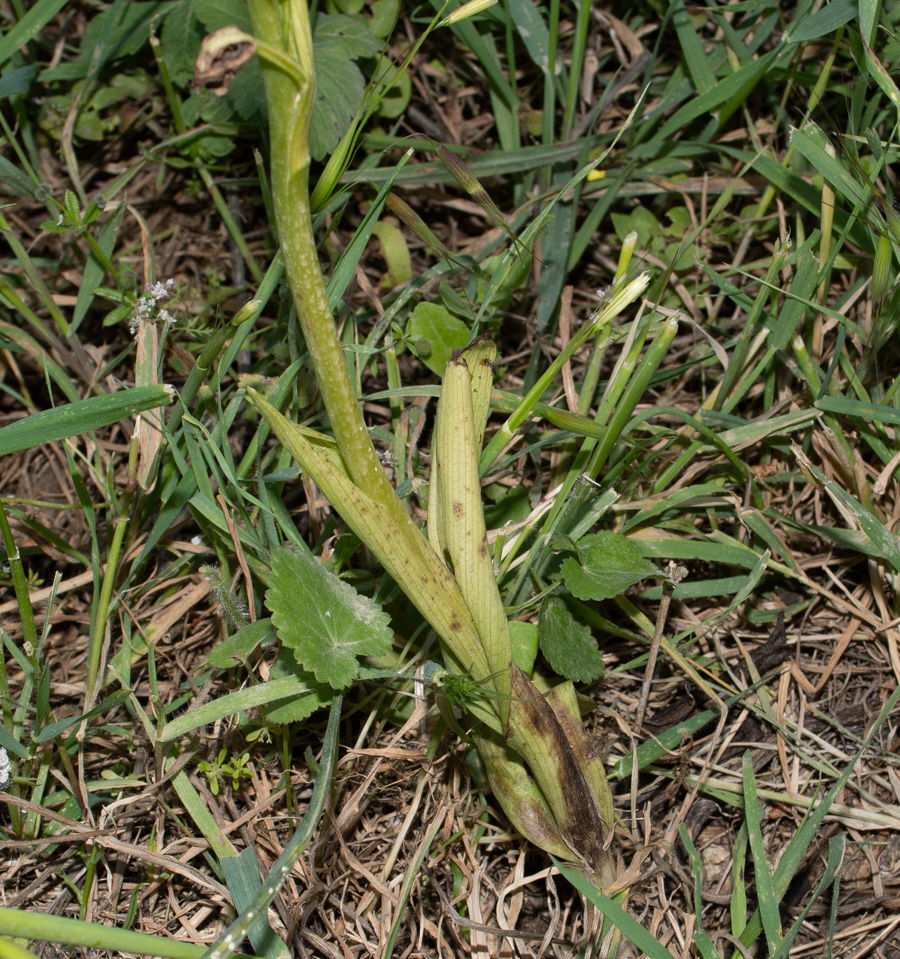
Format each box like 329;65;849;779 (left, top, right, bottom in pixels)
248;0;395;504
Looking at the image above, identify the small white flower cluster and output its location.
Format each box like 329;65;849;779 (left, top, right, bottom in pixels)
0;747;11;791
130;278;176;335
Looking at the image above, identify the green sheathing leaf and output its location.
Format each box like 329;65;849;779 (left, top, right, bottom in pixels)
432;354;512;719
539;595;605;684
247;391;496;724
562;530;660;601
266;547;393;689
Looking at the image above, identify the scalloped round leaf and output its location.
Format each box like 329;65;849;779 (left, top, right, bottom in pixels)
538;595;605;685
562;530;659;602
266;548;393;689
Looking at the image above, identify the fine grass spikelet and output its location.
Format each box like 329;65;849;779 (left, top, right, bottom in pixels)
201;565;250;631
873;232;891;314
439;0;499;27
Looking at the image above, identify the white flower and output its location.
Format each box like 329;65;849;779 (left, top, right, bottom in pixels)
147;281;171;301
129;279;178;332
0;747;11;791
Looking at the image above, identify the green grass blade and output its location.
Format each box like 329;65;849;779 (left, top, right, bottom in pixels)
201;695;343;959
734;684;900;952
552;859;678;959
381;791;442;959
0;0;69;68
33;690;130;744
769;833;846;959
655;48;779;141
731;822;748;936
220;849;290;959
672;0;715;94
742;753;782;952
160;676;323;742
0;385;173;456
794;446;900;573
0;906;260;959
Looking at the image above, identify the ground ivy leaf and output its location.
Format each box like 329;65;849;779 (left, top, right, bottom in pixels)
406;302;469;375
538;596;605;684
227;57;265;122
160;1;202;87
266;548;393;689
561;530;659;601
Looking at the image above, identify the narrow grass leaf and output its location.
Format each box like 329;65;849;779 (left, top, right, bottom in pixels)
769;833;846;959
220;848;290;959
0;906;246;959
815;395;900;426
614;667;773;780
508;0;552;77
620;483;733;532
672;0;715;94
789;125;874;224
735;684;900;950
656;49;778;141
640;574;754;601
679;826;721;959
169;764;239;861
381;803;443;959
742;752;782;952
794;446;900;573
632;535;761;569
0;726;28;760
0;0;69;68
33;690;131;744
201;695;342;959
552;859;678;959
160;676;323;742
862;38;900;113
72;201;125;334
731;822;748;936
679;825;705;922
0;385;173;456
326;149;413;306
785;0;857;42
